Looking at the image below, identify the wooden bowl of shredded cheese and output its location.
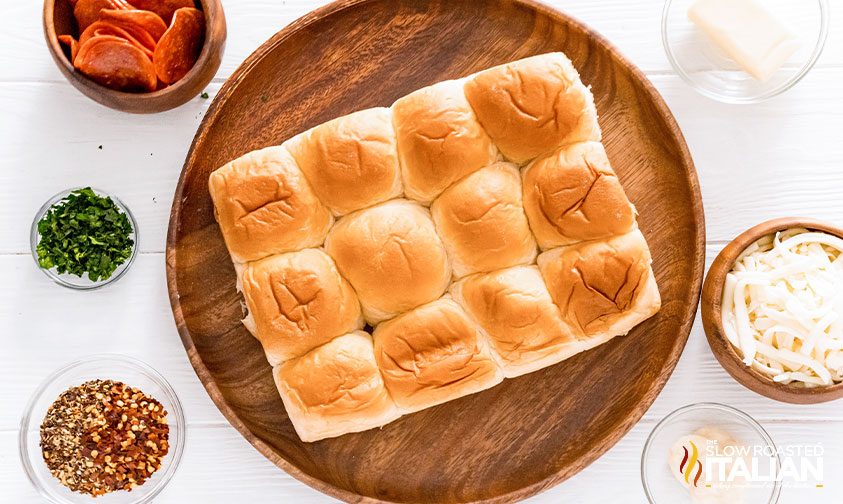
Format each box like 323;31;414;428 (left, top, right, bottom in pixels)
702;217;843;403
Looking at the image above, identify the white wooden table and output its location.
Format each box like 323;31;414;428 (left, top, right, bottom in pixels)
3;1;842;502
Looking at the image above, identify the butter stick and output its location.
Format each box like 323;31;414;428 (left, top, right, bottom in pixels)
688;0;800;82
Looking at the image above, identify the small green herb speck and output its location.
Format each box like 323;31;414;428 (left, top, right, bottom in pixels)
200;92;209;99
36;188;134;282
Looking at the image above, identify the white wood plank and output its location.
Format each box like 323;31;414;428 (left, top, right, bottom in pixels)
0;253;228;432
0;427;336;504
533;421;842;504
3;250;843;433
4;1;843;502
3;70;843;254
0;81;217;255
653;69;843;242
5;0;843;84
3;421;840;503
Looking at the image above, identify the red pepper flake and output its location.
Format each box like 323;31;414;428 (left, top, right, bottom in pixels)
39;379;170;496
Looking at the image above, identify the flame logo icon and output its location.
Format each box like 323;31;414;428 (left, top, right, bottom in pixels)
679;440;703;487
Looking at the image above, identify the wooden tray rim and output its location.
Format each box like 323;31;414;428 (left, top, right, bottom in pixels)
165;0;707;501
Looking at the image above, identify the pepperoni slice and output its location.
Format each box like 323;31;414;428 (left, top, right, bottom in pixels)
127;0;194;25
74;35;157;92
153;7;205;85
73;0;133;31
99;9;168;41
58;35;80;62
79;20;156;58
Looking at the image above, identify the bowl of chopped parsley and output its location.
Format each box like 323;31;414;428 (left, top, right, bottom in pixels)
30;187;138;289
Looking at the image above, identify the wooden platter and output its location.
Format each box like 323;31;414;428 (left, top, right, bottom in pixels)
166;0;705;501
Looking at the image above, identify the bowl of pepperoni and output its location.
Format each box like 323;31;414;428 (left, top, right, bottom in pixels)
43;0;226;113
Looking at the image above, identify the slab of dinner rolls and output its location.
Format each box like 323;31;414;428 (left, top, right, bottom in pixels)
522;141;636;249
208;146;333;263
285;107;402;215
537;229;661;337
273;331;402;442
208;52;663;443
451;265;584;377
463;52;601;164
324;199;451;323
240;248;364;366
392;79;498;203
373;298;503;412
431;163;536;278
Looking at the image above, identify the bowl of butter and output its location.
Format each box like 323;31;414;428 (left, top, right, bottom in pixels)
641;403;781;504
662;0;828;103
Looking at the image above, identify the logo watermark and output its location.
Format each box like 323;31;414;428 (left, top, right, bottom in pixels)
679;440;703;487
675;440;825;489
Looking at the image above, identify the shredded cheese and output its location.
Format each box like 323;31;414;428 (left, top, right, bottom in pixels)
721;228;843;387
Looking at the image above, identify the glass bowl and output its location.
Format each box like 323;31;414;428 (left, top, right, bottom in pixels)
641;403;781;504
30;187;139;290
662;0;829;103
19;354;186;504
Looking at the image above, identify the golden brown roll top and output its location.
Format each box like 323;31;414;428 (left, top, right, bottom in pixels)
324;200;451;323
274;331;401;442
285;107;402;216
392;79;498;202
208;146;333;263
373;298;503;412
522;142;636;249
240;248;364;366
451;265;580;378
431;163;536;277
537;230;661;337
463;52;600;164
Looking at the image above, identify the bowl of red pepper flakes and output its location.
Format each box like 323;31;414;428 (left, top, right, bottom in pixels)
19;354;185;504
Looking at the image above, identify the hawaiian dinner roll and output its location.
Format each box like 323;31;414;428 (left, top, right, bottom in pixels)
273;331;401;442
392;79;498;202
431;163;536;277
285;107;402;215
240;248;364;366
208;52;663;443
324;200;451;323
523;142;636;249
373;298;503;412
537;230;661;337
463;52;600;164
451;265;581;377
208;146;332;263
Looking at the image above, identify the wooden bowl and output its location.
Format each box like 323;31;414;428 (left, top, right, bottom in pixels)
701;217;843;404
42;0;226;113
166;0;705;501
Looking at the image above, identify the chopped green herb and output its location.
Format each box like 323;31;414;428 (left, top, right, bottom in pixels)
36;188;134;282
200;92;209;99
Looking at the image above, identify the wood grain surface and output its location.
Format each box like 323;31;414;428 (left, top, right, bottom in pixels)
43;0;227;113
165;0;705;502
701;217;843;404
